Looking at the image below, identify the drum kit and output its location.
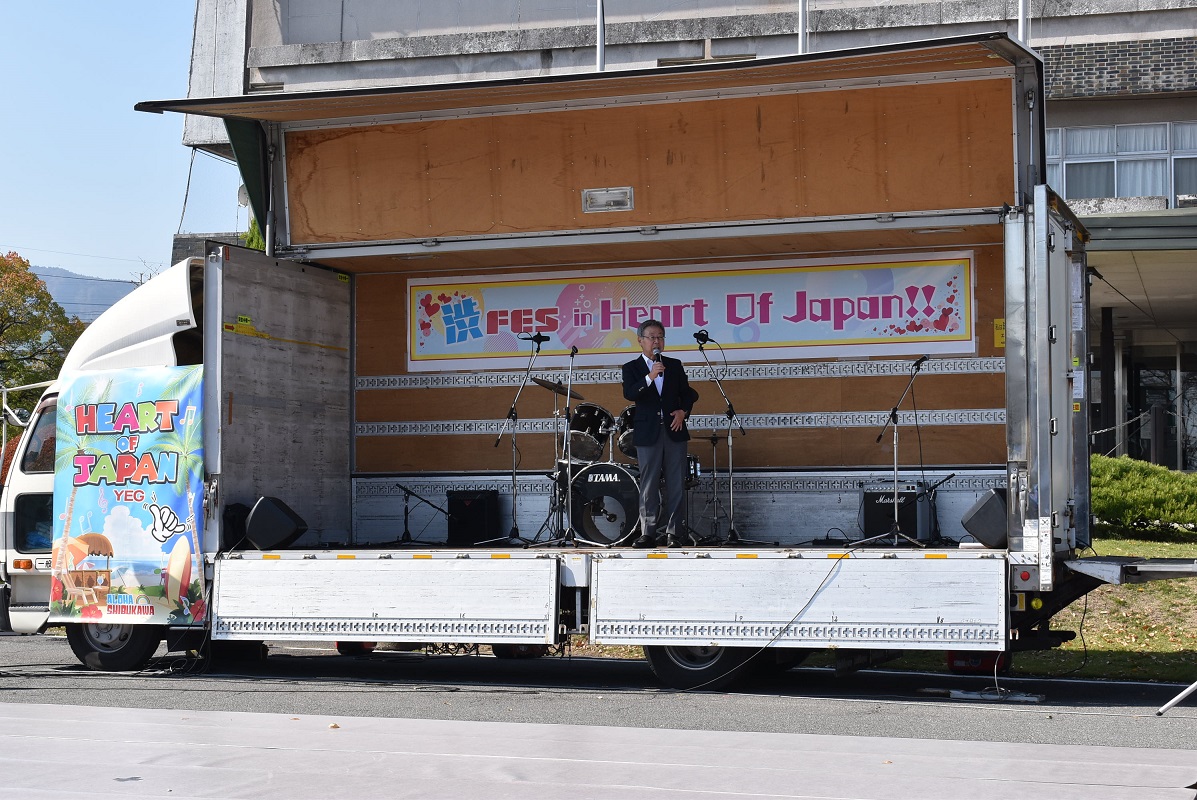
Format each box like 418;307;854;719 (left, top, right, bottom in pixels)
529;377;669;547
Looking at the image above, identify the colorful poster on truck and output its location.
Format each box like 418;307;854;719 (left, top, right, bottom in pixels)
49;365;205;626
408;252;975;371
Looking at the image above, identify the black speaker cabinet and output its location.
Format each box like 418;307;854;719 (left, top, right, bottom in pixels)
961;488;1008;548
447;490;501;546
860;482;930;541
244;496;308;550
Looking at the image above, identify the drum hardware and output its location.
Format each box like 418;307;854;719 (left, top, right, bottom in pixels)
483;335;550;546
693;333;774;547
854;355;929;548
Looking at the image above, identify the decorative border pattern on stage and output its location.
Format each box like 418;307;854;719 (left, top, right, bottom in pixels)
356;357;1005;391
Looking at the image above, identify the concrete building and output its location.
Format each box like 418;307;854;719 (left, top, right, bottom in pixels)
180;0;1197;468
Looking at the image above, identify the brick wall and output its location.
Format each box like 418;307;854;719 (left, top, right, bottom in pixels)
1042;37;1197;99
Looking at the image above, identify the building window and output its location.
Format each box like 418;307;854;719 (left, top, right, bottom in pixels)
1047;121;1197;206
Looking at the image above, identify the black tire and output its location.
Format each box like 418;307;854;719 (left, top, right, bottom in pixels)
335;641;377;656
66;623;162;671
490;643;548;659
643;645;756;690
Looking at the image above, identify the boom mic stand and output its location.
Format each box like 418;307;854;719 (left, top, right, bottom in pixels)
856;355;929;547
394;482;450;546
694;331;773;546
481;334;545;546
533;346;603;547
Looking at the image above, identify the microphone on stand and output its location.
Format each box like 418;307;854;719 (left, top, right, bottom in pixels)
519;332;551;352
529;332;551;345
913;354;930;370
693;329;710;345
570;345;578;357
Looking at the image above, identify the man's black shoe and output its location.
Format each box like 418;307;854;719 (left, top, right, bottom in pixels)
633;534;657;548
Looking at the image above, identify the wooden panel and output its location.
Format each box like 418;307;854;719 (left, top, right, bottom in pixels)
353;244;1009;474
287;80;1014;244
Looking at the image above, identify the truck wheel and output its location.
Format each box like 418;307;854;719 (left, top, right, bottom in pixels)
643;645;755;690
66;623;162;671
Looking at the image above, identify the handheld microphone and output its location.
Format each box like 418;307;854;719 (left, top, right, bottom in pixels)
693;329;710;345
652;347;662;362
913;354;930;369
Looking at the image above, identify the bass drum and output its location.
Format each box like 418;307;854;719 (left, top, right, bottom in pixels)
570;462;640;546
615;405;637;460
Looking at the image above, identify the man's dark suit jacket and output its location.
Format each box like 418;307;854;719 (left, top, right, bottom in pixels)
621;354;696;447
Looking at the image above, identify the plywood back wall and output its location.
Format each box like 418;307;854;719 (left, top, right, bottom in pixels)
353;245;1008;473
288;79;1015;245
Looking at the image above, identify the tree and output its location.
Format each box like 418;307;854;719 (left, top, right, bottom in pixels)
0;251;85;416
241;217;265;251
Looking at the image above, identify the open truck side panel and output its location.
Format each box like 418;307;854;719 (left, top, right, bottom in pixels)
12;34;1188;687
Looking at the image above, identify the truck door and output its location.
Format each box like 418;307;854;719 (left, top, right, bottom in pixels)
1010;186;1081;591
2;396;58;633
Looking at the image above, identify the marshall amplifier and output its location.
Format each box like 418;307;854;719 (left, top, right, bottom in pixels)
859;482;931;541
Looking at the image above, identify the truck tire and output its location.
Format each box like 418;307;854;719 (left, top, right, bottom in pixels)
66;623;162;671
643;645;756;691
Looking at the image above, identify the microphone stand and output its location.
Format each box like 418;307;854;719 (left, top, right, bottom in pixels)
532;346;602;547
695;335;773;546
856;356;928;547
394;482;450;546
480;336;540;546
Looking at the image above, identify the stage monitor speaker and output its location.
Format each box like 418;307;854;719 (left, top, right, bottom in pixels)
860;482;930;541
961;488;1008;548
244;496;308;550
447;490;500;547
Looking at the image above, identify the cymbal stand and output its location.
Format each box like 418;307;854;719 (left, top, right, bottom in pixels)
394;482;449;546
533;346;602;547
695;338;773;546
532;384;569;543
480;339;540;546
855;356;927;548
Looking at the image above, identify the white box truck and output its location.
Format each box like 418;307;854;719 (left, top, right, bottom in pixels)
4;34;1190;689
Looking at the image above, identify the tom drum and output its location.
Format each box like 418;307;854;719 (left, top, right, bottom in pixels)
568;403;615;462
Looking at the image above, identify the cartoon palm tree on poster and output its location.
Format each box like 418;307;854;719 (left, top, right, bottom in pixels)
142;365;205;623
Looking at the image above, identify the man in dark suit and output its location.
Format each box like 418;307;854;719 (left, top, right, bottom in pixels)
622;319;697;547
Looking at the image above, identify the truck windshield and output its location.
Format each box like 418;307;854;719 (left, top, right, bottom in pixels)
20;401;56;474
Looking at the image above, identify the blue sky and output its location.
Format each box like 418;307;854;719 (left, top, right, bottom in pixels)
0;2;241;282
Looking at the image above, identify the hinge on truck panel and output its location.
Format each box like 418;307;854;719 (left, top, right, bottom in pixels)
1050;417;1058;435
1048;231;1056;252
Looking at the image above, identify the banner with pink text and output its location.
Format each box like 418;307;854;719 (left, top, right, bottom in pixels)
408;252;974;370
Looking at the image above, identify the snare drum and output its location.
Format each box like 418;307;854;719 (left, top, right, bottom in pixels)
568;403;614;463
570;462;640;545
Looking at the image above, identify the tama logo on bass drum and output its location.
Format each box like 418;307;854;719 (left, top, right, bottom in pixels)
588;472;620;483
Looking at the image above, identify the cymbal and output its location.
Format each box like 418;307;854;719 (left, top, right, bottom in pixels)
532;376;584;400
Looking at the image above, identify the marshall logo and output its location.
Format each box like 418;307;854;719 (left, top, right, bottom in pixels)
588;472;620;483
